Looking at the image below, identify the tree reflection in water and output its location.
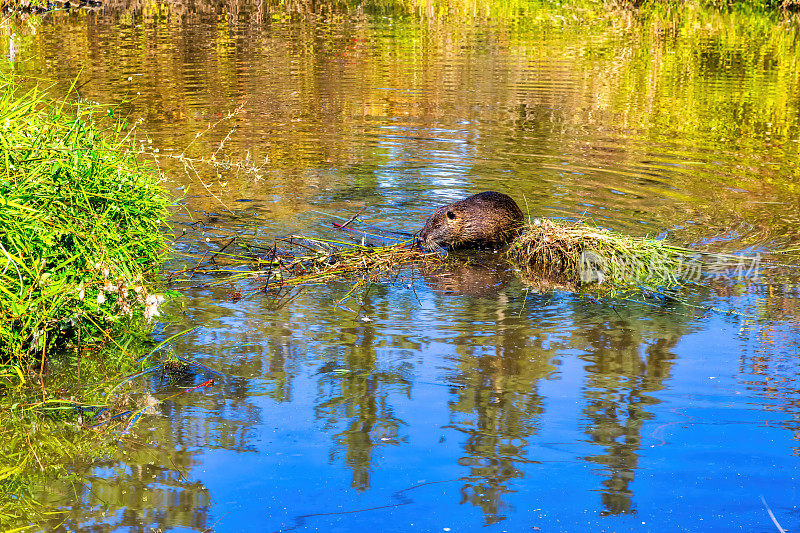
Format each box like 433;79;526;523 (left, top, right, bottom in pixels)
572;304;686;516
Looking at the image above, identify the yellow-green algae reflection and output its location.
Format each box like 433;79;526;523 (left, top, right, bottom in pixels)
3;1;800;531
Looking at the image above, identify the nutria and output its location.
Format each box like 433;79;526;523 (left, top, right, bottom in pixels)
416;191;525;250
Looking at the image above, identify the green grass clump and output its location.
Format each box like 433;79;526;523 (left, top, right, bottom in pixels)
0;73;170;366
507;219;690;291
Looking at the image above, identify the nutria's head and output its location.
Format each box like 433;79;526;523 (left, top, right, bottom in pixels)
417;191;524;251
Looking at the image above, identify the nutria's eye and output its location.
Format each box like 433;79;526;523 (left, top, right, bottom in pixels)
446;210;456;220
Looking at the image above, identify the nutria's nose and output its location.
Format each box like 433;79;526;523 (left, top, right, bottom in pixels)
414;233;436;251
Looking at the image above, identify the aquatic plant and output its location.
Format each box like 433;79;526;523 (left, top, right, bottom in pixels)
0;71;173;526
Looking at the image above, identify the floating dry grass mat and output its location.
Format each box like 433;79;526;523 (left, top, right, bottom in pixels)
258;237;441;288
507;219;693;291
173;219;761;301
172;235;442;296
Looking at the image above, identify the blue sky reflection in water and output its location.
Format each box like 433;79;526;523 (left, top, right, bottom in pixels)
56;274;800;532
5;2;800;531
254;297;794;532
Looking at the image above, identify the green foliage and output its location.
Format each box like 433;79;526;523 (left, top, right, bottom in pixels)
0;72;172;525
0;73;170;366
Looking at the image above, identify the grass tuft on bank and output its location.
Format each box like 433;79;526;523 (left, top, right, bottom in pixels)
0;73;170;367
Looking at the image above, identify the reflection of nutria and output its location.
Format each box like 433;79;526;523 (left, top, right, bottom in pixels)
420;256;513;296
417;191;524;250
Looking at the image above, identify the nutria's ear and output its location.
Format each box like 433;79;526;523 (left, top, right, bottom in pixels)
446;210;456;220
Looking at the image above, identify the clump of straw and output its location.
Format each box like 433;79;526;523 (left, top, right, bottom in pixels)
255;237;438;288
507;219;689;290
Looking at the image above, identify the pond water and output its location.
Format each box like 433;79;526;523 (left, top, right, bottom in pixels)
5;2;800;531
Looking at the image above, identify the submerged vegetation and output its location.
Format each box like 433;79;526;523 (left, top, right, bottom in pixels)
170;230;439;298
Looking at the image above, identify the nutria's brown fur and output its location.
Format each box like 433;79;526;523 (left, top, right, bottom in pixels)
417;191;524;250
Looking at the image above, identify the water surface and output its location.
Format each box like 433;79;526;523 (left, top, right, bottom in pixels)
4;3;800;531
